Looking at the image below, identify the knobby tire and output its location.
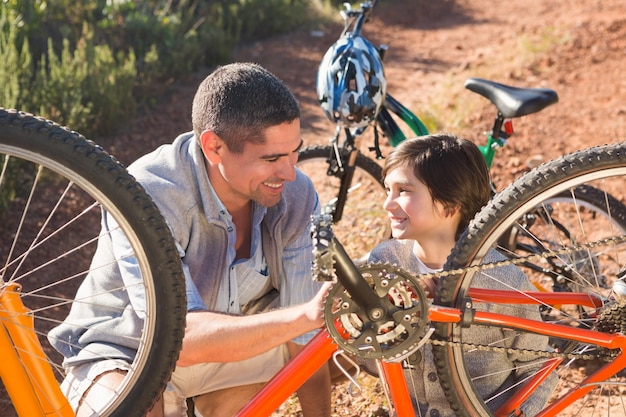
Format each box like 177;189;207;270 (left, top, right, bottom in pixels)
434;142;626;416
0;109;186;417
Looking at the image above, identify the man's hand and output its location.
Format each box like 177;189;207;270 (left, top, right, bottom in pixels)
177;282;334;367
306;281;333;326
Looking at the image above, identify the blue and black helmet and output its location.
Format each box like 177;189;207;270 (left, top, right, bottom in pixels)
317;34;387;128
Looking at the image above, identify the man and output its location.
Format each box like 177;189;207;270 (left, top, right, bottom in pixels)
49;62;331;416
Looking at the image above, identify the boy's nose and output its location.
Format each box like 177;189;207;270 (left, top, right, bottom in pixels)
383;193;396;211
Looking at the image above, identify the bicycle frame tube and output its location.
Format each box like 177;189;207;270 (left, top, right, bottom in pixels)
235;328;417;417
0;283;74;417
234;330;336;416
496;357;562;417
539;353;626;416
477;114;511;169
430;289;626;417
476;134;503;169
332;129;359;222
468;288;604;309
381;94;429;146
378;361;415;416
430;290;623;349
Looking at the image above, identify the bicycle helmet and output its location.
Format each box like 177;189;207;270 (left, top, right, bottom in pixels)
317;34;387;128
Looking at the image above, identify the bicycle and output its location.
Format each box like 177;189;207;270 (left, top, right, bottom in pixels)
0;108;186;417
296;0;626;260
233;142;626;417
4;107;625;417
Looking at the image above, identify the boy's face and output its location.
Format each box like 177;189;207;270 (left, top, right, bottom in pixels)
204;120;303;209
382;164;455;241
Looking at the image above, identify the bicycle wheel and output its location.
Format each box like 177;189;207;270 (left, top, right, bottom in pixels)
433;142;626;416
297;145;389;259
0;109;186;417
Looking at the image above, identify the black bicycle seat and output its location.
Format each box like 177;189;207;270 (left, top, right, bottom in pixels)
465;78;558;118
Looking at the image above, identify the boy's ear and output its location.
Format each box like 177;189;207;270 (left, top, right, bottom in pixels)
199;130;223;164
443;204;460;218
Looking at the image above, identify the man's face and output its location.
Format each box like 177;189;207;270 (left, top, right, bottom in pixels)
207;120;303;208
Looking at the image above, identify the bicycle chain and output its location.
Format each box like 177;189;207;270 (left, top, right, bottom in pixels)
414;234;626;284
311;215;626;362
422;234;626;362
427;337;608;362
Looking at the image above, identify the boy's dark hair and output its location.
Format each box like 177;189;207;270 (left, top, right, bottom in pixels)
382;133;491;239
191;62;300;153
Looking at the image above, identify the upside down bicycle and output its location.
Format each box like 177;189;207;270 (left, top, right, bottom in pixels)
0;108;186;417
2;115;626;417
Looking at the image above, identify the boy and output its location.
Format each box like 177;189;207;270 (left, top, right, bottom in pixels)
367;133;556;416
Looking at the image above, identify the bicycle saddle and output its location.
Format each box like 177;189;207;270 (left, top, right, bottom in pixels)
465;77;558;118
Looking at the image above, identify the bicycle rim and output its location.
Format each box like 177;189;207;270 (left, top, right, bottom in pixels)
0;109;185;417
297;145;389;259
434;142;626;417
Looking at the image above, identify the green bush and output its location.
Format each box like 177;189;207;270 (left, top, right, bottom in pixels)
1;0;330;135
20;25;136;136
0;11;32;110
1;3;136;134
2;4;120;128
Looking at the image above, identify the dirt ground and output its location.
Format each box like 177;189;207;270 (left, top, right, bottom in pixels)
56;0;626;415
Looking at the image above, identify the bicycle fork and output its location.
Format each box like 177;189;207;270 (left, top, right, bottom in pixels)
0;282;73;417
323;127;361;223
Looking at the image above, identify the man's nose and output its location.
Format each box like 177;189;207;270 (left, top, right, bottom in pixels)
276;157;296;181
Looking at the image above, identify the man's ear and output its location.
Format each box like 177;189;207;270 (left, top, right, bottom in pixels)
199;130;223;164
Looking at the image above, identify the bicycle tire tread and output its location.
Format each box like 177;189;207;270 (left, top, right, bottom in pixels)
0;108;186;417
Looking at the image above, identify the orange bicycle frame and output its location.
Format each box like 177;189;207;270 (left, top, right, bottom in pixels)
0;282;73;417
235;328;415;417
431;289;626;417
4;277;620;417
236;287;626;417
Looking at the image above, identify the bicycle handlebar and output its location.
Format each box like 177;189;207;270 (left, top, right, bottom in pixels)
340;0;379;36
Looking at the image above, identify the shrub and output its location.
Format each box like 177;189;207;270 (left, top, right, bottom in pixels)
26;25;136;136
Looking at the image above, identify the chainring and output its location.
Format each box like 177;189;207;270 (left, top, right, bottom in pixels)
323;262;432;362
